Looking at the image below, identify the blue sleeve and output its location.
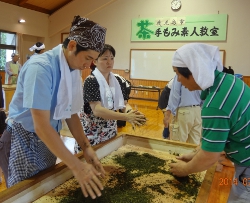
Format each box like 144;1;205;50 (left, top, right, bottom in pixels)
18;63;22;72
22;63;53;110
166;75;181;115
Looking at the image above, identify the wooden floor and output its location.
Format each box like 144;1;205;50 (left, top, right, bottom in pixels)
0;99;234;203
0;170;5;192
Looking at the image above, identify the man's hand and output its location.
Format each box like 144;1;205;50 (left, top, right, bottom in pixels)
169;148;221;177
163;110;171;127
31;110;104;199
169;160;190;177
83;146;106;178
169;151;196;177
71;161;104;199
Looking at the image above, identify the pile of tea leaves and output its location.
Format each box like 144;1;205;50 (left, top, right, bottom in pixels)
58;151;202;203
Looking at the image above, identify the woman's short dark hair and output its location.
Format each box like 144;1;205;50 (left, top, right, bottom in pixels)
90;44;116;71
176;67;192;79
98;44;115;58
62;38;89;55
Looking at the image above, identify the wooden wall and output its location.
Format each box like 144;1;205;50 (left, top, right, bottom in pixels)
0;71;5;84
82;69;250;101
0;70;249;102
243;76;250;87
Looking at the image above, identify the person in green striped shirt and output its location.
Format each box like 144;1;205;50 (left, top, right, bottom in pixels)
169;43;250;203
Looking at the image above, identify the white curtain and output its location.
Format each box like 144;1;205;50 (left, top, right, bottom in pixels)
16;33;23;65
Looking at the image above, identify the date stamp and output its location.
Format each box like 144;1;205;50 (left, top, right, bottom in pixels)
219;178;250;186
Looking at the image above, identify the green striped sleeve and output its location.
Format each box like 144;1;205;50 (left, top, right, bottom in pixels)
201;107;230;152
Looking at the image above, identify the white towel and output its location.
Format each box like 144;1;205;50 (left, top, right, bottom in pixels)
53;46;83;120
92;69;125;110
167;78;174;89
172;43;223;90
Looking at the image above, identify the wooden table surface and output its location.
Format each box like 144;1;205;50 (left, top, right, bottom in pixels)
207;165;235;203
0;134;234;203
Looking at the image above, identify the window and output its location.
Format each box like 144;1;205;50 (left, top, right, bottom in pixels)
0;30;16;70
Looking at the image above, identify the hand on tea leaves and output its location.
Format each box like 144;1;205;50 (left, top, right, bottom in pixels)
170;149;221;177
169;161;189;177
72;161;104;199
83;146;106;178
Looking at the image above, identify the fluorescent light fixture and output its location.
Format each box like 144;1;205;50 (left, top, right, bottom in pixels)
18;19;26;23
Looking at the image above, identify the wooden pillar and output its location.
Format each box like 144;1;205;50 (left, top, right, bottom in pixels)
2;84;16;111
0;71;5;85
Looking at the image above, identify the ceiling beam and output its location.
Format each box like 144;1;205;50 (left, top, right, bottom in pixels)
50;0;73;14
0;0;18;5
0;0;72;15
18;0;28;6
0;0;49;14
21;3;51;14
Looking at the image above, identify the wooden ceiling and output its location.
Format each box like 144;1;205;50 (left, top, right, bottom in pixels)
0;0;74;15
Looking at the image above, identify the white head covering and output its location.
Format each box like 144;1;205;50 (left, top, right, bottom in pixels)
29;43;45;51
172;43;223;90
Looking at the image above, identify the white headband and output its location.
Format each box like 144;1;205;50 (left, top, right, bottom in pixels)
172;43;223;90
29;44;45;52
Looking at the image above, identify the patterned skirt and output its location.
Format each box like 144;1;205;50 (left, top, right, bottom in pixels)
74;112;117;153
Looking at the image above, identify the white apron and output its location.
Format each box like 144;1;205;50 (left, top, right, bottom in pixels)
5;63;19;84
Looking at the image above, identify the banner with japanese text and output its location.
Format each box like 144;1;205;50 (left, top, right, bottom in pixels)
131;14;227;41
